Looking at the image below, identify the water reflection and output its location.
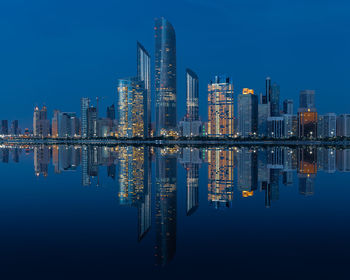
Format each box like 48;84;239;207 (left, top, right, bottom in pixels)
0;144;348;267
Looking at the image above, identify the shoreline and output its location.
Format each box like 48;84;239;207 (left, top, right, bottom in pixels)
1;138;350;147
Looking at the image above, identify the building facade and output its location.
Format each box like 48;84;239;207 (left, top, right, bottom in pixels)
81;98;90;138
237;88;258;138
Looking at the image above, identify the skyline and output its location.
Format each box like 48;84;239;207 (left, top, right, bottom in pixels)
1;0;350;128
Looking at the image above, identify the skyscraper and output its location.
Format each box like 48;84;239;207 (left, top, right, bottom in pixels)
318;113;336;138
81;98;90;138
10;120;19;135
87;107;97;138
298;90;317;138
270;83;280;116
237;88;258;137
283;99;294;115
106;104;115;120
336;114;350;137
155;17;177;136
117;77;146;138
52;110;60;138
58;112;79;138
33;106;50;137
207;76;234;137
185;69;199;121
137;42;151;137
1;120;8;135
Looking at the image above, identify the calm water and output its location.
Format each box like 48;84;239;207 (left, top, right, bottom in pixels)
1;145;350;279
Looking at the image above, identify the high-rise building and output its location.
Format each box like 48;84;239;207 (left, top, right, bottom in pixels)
283;114;298;138
283;99;294;115
270;83;280;116
87;107;97;138
265;77;271;104
58;112;79;138
10;120;19;135
267;116;284;138
51;110;60;138
179;69;201;137
33;106;50;137
298;90;317;138
1;120;8;135
137;42;151;137
336;114;350;137
207;76;234;137
81;98;90;138
155;17;177;136
318;113;336;138
106;104;115;120
117;77;146;138
237;88;258;138
258;93;270;137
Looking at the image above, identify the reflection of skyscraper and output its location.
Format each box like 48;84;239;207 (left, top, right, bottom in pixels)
81;146;91;186
34;146;50;177
155;17;177;136
1;148;9;163
137;42;151;137
179;148;202;215
298;147;317;196
207;148;234;208
155;149;177;266
336;149;350;172
237;147;258;193
207;76;234;137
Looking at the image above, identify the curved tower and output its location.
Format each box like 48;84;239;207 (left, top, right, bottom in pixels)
154;17;176;136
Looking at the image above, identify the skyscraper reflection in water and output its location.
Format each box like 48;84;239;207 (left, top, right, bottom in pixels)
155;147;177;266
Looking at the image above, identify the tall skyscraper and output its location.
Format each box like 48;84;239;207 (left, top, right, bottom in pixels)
117;77;146;138
106;104;115;120
283;99;294;115
155;17;177;136
58;112;79;138
51;110;60;138
10;120;19;135
137;42;151;137
185;69;199;121
33;106;50;137
81;98;90;138
318;113;336;138
270;83;280;116
1;120;8;135
298;90;317;138
207;76;234;137
87;107;97;138
237;88;258;137
265;77;271;104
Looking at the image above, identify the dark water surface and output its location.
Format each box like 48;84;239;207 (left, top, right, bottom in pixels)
0;145;350;279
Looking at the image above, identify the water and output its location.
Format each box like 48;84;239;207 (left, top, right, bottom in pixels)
0;145;350;279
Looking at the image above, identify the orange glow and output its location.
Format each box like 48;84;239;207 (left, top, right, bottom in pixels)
242;88;254;95
242;191;254;197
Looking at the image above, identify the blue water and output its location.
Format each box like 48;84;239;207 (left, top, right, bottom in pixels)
0;146;349;279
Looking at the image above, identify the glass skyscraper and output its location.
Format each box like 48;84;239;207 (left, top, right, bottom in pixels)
237;88;258;137
154;17;177;136
81;98;90;138
117;77;146;138
185;68;199;121
137;42;151;137
207;75;234;137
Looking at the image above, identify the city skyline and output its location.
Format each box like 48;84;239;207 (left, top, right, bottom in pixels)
1;1;350;128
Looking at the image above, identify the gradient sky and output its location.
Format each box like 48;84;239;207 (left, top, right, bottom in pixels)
1;0;349;128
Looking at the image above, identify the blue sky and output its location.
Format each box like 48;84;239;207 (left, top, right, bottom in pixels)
0;0;349;128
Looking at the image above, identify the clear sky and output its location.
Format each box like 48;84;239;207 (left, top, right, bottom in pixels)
1;0;349;128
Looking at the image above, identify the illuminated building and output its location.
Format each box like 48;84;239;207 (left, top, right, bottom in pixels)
137;42;151;137
155;17;177;136
237;88;258;137
336;114;350;137
207;76;234;137
117;77;146;138
283;99;294;115
155;149;177;266
51;110;60;138
81;97;90;138
179;69;201;136
33;106;50;137
87;107;97;138
207;148;234;208
267;116;284;138
299;90;315;109
81;145;90;186
298;111;318;138
283;114;297;138
318;113;336;138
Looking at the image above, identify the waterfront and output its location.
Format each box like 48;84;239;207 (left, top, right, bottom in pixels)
1;145;350;279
